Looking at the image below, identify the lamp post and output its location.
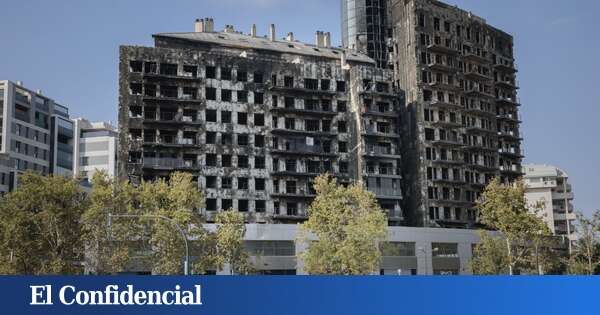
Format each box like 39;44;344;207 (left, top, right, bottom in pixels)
108;213;190;275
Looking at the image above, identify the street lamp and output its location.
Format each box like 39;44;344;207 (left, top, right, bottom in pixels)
108;213;190;275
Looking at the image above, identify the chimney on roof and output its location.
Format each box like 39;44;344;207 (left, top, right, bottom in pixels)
195;19;205;32
205;18;214;32
36;89;42;95
224;24;235;33
324;32;331;48
251;24;257;37
286;32;294;42
269;24;276;41
315;31;326;47
16;81;23;86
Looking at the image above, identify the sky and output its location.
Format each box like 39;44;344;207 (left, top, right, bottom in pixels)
0;0;598;215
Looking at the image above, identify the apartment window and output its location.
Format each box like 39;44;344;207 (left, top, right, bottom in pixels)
206;154;217;166
418;13;426;27
339;141;347;153
238;199;249;212
206;66;216;79
237;90;248;103
221;67;232;80
336;81;346;92
221;177;233;189
321;79;330;91
237;112;247;125
254;156;266;169
206;176;217;189
254;113;264;126
206;131;216;144
206;199;217;211
286;181;296;194
221;111;232;123
285;118;295;130
284;76;294;87
255;200;266;213
287;203;298;216
338;121;347;133
254;135;265;147
285;97;295;108
221;89;232;102
238;155;249;168
237;134;249;146
339;161;348;174
254;92;264;105
434;17;440;31
304;78;318;90
206;109;217;122
222;155;232;167
337;101;347;112
253;72;264;83
272;95;279;107
425;128;435;141
238;178;249;190
237;71;247;82
129;60;143;72
222;199;233;210
255;178;265;191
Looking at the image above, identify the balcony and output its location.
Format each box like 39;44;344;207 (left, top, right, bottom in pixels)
15;92;30;104
499;165;523;175
464;69;493;81
368;187;403;199
364;145;398;157
432;177;466;185
463;106;495;117
271;128;335;137
427;43;459;55
463;52;489;64
270;85;336;96
432;120;461;129
427;81;460;91
496;113;521;123
498;148;524;158
496;96;521;107
142;158;198;170
142;71;200;81
465;86;494;98
495;79;519;90
366;166;402;178
428;61;456;73
494;62;518;73
362;126;400;138
465;126;495;134
497;130;522;141
270;106;337;117
429;99;462;110
431;138;463;147
271;143;335;157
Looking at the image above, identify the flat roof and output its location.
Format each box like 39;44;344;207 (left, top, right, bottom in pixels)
153;31;375;64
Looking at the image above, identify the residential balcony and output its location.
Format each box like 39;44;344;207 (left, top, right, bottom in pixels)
427;43;459;55
499;165;522;175
428;61;457;73
553;212;577;221
497;130;523;141
270;85;336;96
271;128;336;138
142;157;198;170
495;79;519;90
431;138;463;147
364;145;399;157
463;107;495;117
496;113;521;123
494;62;518;73
463;52;489;64
427;81;461;91
464;69;493;81
271;143;336;157
426;101;461;112
366;166;402;178
432;177;467;185
143;71;201;81
432;120;462;129
496;96;521;107
465;86;494;98
270;106;338;117
362;126;400;138
367;187;403;200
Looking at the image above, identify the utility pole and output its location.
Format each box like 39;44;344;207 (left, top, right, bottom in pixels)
108;214;190;275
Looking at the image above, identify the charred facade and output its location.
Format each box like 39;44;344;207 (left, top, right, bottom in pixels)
389;0;523;228
118;21;404;224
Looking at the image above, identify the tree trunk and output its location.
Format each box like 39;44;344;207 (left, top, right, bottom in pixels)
506;238;513;276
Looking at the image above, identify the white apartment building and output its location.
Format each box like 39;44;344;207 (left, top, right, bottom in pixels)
73;118;118;182
0;80;75;187
524;164;576;241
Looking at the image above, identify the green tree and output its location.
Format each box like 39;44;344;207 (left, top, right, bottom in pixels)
214;211;251;275
477;178;552;275
81;171;141;274
0;172;87;275
300;174;387;275
138;172;207;275
470;231;510;275
567;211;600;275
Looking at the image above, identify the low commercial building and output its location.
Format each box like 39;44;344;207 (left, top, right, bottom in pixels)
524;164;577;242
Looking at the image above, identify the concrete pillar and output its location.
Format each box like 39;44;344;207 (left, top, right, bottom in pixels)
416;241;432;275
458;242;473;275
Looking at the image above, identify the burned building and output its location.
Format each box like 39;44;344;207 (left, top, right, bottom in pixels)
119;20;404;224
389;0;523;228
